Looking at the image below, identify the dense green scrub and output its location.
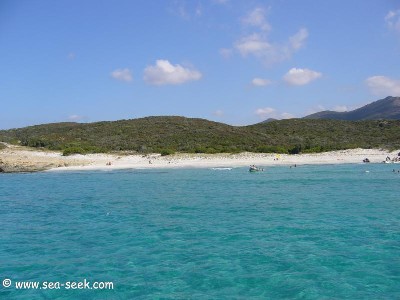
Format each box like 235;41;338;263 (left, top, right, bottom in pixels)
0;117;399;155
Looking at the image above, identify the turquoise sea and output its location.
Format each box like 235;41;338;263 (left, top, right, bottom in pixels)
0;164;399;299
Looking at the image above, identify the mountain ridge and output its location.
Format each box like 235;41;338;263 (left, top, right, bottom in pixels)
304;96;400;120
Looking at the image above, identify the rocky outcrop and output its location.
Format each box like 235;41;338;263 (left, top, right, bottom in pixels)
0;144;91;173
0;160;57;173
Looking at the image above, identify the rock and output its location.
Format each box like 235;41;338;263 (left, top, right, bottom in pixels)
0;163;45;173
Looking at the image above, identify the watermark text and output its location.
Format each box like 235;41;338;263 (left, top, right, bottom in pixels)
2;278;114;290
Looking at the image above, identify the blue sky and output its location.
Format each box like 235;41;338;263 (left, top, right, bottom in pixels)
1;0;400;129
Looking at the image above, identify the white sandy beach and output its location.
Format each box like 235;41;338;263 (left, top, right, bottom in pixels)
1;143;399;172
51;148;400;171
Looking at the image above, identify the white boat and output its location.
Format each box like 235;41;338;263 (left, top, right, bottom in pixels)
249;165;264;172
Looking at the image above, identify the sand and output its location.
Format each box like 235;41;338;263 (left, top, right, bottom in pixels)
1;143;399;173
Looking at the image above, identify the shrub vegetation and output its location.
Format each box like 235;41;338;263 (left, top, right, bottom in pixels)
0;117;399;154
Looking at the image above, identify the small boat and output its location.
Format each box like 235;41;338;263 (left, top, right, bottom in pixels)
249;165;264;172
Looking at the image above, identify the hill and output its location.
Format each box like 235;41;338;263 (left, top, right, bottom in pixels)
304;96;400;120
0;117;265;154
1;116;400;155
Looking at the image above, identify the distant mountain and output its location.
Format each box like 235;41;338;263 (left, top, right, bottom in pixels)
304;96;400;120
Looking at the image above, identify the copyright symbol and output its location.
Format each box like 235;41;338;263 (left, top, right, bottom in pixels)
2;278;11;288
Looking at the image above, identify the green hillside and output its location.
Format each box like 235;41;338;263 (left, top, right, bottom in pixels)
248;119;400;153
0;117;399;155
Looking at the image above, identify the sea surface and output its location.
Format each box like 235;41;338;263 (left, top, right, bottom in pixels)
0;164;399;299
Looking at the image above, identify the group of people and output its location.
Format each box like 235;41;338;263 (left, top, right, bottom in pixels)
385;156;400;163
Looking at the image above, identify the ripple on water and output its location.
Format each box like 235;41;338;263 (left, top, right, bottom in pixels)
0;164;399;299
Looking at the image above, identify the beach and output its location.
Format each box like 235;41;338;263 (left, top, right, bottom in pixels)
1;143;399;172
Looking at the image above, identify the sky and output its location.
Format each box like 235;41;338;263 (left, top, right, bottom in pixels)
1;0;400;129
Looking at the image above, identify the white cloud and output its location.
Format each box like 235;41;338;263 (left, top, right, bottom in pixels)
255;107;276;118
233;28;308;65
171;1;203;20
305;105;326;116
366;75;400;96
306;103;365;115
255;107;295;119
283;68;322;86
333;105;348;112
68;114;85;122
385;10;400;33
386;10;396;20
242;7;271;31
289;28;308;50
235;33;271;56
281;112;295;119
251;77;272;87
225;7;308;66
143;60;202;85
111;68;133;82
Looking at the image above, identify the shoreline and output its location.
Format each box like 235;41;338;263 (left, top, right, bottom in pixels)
50;150;398;172
1;144;399;173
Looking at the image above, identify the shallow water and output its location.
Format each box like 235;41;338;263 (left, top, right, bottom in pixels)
1;164;399;299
